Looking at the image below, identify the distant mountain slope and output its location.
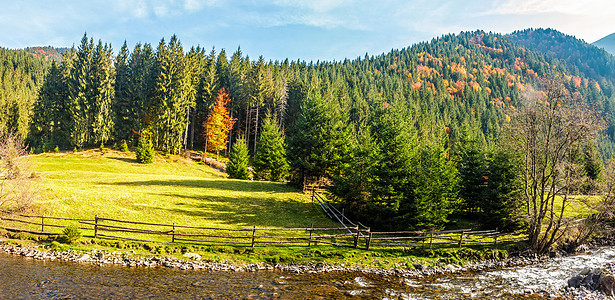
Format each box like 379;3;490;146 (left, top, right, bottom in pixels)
22;46;69;62
507;28;615;81
593;33;615;56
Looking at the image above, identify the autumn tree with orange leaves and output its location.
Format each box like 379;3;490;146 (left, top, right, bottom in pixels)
204;88;236;159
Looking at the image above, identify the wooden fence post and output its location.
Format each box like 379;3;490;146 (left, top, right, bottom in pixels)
251;226;256;248
458;231;465;248
41;215;45;233
172;222;175;243
308;223;313;246
365;227;372;250
353;225;359;248
94;215;98;238
429;232;433;249
311;186;315;203
493;234;498;246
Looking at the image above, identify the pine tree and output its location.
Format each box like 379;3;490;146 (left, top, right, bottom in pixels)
204;88;236;159
90;41;115;144
456;130;487;214
253;114;289;181
114;41;132;141
129;42;156;137
481;149;523;231
287;91;349;187
135;130;155;164
152;35;191;153
227;136;250;179
68;33;93;148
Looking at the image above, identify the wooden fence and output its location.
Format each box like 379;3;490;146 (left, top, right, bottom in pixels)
0;214;522;250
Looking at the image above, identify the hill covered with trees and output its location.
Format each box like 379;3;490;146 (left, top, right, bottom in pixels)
0;47;48;137
23;46;69;62
5;28;615;233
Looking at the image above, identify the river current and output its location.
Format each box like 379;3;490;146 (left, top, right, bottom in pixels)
1;247;614;299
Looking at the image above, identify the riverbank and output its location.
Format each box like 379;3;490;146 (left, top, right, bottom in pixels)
0;240;546;278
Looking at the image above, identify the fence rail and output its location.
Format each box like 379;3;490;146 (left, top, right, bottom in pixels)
0;214;526;251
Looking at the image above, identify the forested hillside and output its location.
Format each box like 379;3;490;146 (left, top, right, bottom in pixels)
0;48;48;137
23;46;69;62
6;29;615;231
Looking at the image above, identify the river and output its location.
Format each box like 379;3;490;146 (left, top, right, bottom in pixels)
1;247;614;299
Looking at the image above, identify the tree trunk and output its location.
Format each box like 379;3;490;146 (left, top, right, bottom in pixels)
183;106;190;151
253;106;259;154
190;106;195;150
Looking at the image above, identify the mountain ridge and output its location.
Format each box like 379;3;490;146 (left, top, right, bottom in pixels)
593;33;615;56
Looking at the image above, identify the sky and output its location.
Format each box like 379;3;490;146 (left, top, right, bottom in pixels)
2;0;614;62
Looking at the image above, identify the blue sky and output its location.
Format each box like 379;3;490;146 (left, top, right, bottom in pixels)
2;0;613;62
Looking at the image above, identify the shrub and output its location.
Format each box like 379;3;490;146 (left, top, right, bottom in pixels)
48;241;66;251
0;131;36;213
119;140;129;152
60;225;81;244
135;131;155;164
53;145;59;153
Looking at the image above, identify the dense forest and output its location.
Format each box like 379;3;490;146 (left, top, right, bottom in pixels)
3;28;615;232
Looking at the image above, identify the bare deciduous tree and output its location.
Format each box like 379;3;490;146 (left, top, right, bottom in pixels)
0;131;36;214
565;160;615;250
505;75;602;253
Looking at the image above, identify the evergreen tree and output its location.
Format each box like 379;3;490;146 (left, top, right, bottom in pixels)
253;113;289;181
480;149;524;231
227;136;250;179
90;41;115;144
456;131;486;214
287;91;349;187
31;61;65;146
129;42;156;137
68;33;93;147
151;35;191;153
368;102;417;226
403;141;458;230
135;130;155;164
114;41;132;141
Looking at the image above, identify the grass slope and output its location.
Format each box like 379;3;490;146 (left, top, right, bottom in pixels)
28;149;335;229
0;149;515;269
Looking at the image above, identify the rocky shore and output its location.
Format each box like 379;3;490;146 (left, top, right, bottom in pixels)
0;242;547;277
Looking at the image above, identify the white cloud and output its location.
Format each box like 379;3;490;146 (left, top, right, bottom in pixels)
488;0;615;17
271;0;354;13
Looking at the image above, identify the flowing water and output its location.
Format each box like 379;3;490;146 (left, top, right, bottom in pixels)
1;247;614;299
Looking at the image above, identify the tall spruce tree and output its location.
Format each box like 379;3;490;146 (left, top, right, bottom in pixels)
456;130;487;214
90;41;115;144
253;113;289;181
481;149;523;231
130;42;156;137
68;33;93;147
114;41;132;141
287;91;349;187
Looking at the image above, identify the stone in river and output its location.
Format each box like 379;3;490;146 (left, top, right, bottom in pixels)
599;274;615;297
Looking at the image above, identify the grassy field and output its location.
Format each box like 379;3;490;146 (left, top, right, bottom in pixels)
0;148;519;268
27;149;336;229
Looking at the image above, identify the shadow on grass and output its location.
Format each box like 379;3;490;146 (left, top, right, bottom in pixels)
106;179;299;194
144;193;328;228
107;157;139;164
